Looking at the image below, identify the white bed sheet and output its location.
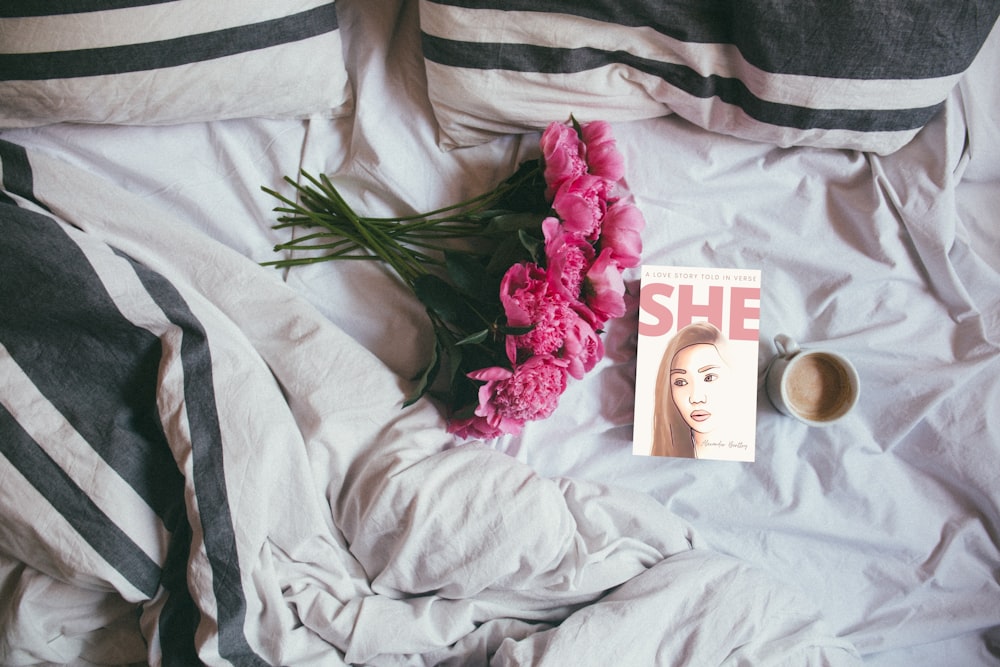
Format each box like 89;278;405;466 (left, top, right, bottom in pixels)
2;0;998;664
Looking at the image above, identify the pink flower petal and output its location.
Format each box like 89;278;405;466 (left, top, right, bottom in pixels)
581;120;626;183
600;201;645;268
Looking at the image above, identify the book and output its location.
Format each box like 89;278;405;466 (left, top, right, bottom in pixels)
632;265;761;461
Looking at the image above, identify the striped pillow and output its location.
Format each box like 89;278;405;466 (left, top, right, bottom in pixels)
419;0;1000;154
0;0;351;127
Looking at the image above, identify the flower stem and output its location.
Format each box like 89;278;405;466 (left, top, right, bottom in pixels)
262;162;543;281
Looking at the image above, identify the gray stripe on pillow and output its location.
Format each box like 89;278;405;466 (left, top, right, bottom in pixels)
0;0;175;18
423;0;999;79
421;34;942;133
0;3;339;80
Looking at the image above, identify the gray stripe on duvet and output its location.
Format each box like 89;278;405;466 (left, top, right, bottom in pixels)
421;35;943;133
0;405;163;597
157;516;202;666
0;4;339;81
424;0;998;79
125;249;269;666
0;139;48;211
0;203;184;524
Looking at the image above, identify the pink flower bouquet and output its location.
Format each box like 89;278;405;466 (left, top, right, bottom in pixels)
264;118;645;439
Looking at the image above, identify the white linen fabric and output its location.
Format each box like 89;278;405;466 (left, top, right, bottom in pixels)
1;0;998;665
0;0;352;127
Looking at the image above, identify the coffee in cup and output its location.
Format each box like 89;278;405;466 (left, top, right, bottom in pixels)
765;334;859;426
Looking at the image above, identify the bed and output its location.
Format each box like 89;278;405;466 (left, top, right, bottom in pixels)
1;1;999;665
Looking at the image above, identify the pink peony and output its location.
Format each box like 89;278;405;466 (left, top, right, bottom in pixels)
580;248;627;325
446;413;506;440
542;216;595;301
562;315;605;380
466;355;569;435
540;122;587;201
552;174;609;242
600;200;645;269
500;262;577;361
581;121;626;183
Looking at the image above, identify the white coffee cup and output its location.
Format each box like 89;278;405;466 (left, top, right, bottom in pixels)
765;334;860;426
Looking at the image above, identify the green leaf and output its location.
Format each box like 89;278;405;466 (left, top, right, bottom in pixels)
444;339;465;385
485;235;532;276
433;373;481;418
495;159;549;213
413;274;462;320
404;341;440;407
517;228;544;264
413;274;482;331
445;252;492;302
485;212;544;235
456;329;490;346
498;324;535;336
465;208;515;222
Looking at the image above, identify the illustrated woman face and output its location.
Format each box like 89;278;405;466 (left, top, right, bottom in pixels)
669;343;730;436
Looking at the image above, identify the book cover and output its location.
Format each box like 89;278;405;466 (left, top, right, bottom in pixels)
632;265;761;461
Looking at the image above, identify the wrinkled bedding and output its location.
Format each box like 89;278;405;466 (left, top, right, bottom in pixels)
1;141;858;665
2;1;999;665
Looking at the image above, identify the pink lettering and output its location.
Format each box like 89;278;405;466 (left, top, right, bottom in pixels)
638;283;760;341
638;283;674;336
677;285;724;331
729;287;760;341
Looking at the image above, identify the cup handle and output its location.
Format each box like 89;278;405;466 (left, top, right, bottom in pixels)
774;333;800;358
